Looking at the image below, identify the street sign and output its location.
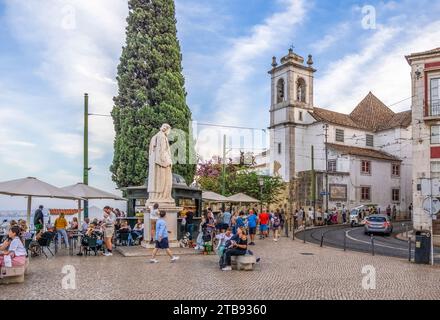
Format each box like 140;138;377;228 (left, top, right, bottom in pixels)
422;197;440;216
320;191;329;196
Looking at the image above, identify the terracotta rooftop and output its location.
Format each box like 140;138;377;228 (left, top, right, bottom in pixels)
311;92;411;132
327;143;400;162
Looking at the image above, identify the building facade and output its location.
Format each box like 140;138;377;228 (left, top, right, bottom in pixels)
406;48;440;238
268;49;412;215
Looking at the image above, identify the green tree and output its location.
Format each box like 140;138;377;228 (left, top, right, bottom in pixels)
111;0;195;188
196;159;285;206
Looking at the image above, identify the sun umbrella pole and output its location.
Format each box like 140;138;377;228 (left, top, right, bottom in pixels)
78;200;82;225
27;195;32;226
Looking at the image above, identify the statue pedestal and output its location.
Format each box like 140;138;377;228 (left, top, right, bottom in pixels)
141;205;182;249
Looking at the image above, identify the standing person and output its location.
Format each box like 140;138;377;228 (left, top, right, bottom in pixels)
185;210;194;240
272;212;281;242
54;213;69;250
102;206;116;256
307;207;314;226
293;209;299;229
258;209;270;239
386;205;391;218
247;210;258;245
392;205;397;221
342;205;347;224
150;211;179;263
149;203;160;243
33;205;44;233
222;209;232;230
230;211;238;235
236;211;245;230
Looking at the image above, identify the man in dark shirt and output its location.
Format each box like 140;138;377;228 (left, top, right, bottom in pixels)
221;228;248;271
33;205;44;232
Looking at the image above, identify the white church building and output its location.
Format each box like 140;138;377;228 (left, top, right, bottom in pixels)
267;48;412;214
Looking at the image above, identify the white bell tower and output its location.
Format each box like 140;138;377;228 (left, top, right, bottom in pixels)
269;48;316;182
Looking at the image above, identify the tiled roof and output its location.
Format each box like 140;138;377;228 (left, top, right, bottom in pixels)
310;92;411;132
375;110;412;131
312;108;361;129
349;92;395;131
327;143;400;162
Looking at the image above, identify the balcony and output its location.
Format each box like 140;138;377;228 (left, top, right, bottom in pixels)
424;99;440;121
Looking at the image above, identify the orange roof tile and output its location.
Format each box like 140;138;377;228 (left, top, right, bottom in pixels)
327;143;400;162
311;92;411;132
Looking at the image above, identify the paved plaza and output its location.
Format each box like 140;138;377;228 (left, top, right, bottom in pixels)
1;236;439;300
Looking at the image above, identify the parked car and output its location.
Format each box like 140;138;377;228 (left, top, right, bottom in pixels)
364;214;393;236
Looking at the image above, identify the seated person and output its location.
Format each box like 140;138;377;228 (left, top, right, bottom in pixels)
80;218;90;234
69;217;79;230
77;223;103;256
131;219;144;242
220;227;248;271
118;220;132;245
0;226;27;270
36;225;56;245
215;228;233;257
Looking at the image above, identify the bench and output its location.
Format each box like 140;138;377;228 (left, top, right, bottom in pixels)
0;258;29;285
231;254;256;271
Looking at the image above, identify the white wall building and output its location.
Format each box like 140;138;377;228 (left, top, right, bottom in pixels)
406;47;440;238
268;49;412;214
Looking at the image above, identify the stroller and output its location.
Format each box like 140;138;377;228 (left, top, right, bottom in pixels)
197;222;214;254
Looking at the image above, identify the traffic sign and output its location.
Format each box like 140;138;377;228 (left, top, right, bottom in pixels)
320;191;329;196
422;196;440;216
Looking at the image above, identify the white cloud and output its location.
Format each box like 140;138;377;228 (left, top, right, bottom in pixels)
214;0;307;125
315;20;440;113
311;23;350;54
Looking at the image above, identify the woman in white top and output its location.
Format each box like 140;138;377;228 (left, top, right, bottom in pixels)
0;225;27;268
215;228;233;257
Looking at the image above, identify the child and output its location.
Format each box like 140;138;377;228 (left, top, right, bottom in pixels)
0;226;27;271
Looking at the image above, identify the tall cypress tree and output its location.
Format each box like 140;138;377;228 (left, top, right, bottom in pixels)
111;0;195;188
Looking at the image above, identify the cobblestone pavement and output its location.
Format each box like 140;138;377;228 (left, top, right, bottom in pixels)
1;235;439;300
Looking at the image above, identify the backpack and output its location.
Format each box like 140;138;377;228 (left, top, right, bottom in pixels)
273;216;280;227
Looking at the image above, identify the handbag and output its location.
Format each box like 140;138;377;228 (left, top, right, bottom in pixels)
181;217;186;226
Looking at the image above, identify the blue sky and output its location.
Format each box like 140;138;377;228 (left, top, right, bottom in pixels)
0;0;439;209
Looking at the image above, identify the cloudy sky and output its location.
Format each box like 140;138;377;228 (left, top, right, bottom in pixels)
0;0;439;209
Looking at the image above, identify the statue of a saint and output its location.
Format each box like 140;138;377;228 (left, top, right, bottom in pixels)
147;123;174;205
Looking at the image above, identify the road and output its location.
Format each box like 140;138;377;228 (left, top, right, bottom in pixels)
297;222;440;263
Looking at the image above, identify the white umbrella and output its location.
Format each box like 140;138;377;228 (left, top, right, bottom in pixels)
202;191;229;202
61;183;126;223
226;193;260;203
0;177;82;225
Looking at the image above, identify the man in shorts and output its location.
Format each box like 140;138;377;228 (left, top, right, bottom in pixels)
258;209;270;239
247;210;258;245
150;210;179;263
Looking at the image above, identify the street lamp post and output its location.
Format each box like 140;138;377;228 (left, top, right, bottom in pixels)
259;176;264;213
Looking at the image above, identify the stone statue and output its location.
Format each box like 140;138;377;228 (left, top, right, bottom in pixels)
147;123;175;206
